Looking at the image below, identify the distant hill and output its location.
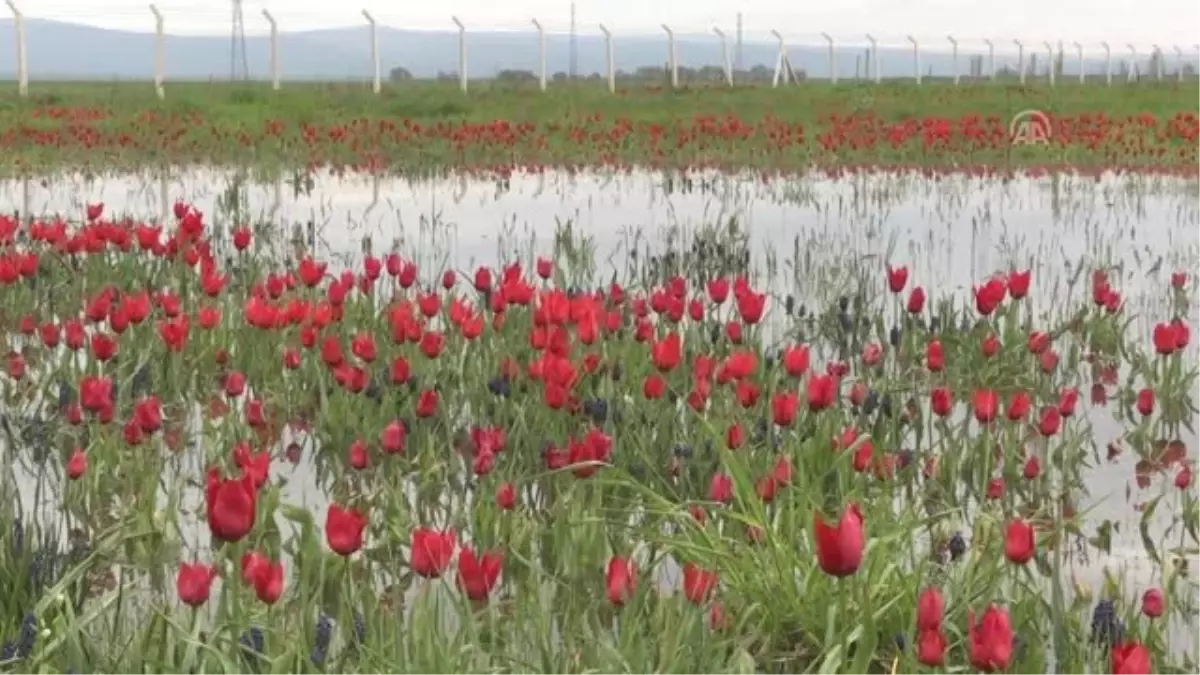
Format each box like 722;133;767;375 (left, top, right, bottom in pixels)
0;18;1188;82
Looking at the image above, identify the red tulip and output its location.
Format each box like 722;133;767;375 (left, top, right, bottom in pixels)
419;330;444;358
473;266;492;292
416;389;439;417
1037;406;1061;436
1007;269;1031;299
1136;388;1155;416
916;628;947;666
495;482;517;510
563;429;612;479
771;391;799;426
886;264;908;293
1111;641;1152;674
782;344;810;377
861;342;883;367
457;547;503;602
813;503;865;577
350;330;377;362
967;604;1014;671
735;289;766;324
240;550;268;585
806;373;836;411
325;505;367;556
1153;322;1179;355
606;555;638;606
252;560;284;604
682;562;719;604
906;286;925;313
926;339;944;372
66;448;87;480
1036;345;1056;367
1172;318;1190;348
410;527;456;578
381;419;407;454
725;422;746;450
224;370;246;397
85;330;116;360
972;389;999;423
232;443;270;489
917;586;944;630
348;439;369;469
974;278;1007;315
706;278;729;304
708;472;733;504
930;387;952;417
1023;456;1041;480
79;372;113;410
1141;587;1164;618
708;602;731;631
1027;331;1050;354
642;374;666;399
651;332;682;371
205;468;257;543
1006;391;1030;421
1058;387;1079;416
176;562;217;608
981;332;1001;357
1004;519;1035;564
232;225;252;250
158;315;190;351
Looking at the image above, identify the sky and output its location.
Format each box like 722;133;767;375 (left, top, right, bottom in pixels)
14;0;1200;50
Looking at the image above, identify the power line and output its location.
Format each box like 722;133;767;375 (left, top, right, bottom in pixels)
230;0;248;80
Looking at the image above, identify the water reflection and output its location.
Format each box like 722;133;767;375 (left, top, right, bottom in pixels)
8;170;1198;297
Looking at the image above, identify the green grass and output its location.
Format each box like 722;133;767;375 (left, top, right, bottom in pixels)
4;79;1196;126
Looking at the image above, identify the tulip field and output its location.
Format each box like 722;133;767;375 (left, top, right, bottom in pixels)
1;81;1198;174
0;80;1196;674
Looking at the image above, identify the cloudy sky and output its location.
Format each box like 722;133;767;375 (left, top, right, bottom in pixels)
15;0;1200;49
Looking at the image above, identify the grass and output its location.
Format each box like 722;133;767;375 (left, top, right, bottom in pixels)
4;79;1197;126
0;80;1196;174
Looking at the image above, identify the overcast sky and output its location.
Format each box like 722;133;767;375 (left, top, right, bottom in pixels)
17;0;1200;49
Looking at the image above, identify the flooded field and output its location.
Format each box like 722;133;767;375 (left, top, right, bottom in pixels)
0;168;1196;672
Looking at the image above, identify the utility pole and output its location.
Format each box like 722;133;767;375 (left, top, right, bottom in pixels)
735;12;743;71
569;2;578;79
231;0;249;80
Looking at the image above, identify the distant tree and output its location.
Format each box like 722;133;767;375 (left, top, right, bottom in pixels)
389;66;413;82
552;71;568;82
695;65;725;82
496;69;536;83
748;64;772;82
634;65;665;81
